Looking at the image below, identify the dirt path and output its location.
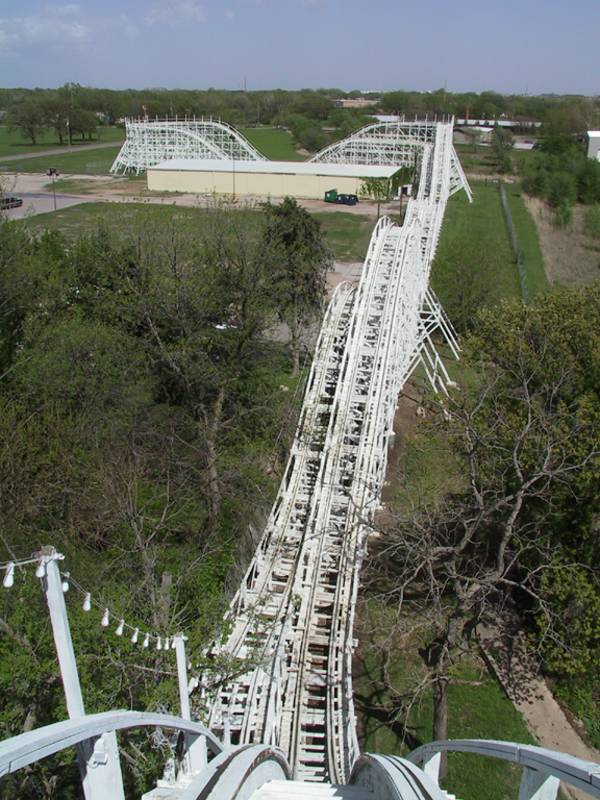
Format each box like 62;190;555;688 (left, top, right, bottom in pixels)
523;195;600;286
0;141;122;163
479;622;600;800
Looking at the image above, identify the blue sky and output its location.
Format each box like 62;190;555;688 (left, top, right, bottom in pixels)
0;0;598;94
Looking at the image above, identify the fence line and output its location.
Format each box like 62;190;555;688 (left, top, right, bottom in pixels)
499;181;528;301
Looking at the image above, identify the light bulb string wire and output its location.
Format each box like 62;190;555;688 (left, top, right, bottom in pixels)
62;570;178;649
1;550;181;651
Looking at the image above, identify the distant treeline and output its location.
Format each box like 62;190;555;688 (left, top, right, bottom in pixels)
1;84;599;132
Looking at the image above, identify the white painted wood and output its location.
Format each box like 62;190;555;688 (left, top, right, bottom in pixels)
41;550;125;800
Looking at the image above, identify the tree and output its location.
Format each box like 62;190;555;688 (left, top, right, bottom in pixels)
41;95;70;144
492;126;513;173
261;197;332;375
7;99;45;145
431;236;490;331
367;288;600;775
360;177;390;219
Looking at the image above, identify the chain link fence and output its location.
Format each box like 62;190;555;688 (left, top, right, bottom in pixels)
499;182;528;301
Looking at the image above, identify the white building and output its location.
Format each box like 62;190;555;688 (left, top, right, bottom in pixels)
587;131;600;161
147;158;400;200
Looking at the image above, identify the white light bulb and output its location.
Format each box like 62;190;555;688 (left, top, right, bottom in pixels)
82;593;91;612
143;633;150;649
131;627;139;644
156;636;162;651
35;560;45;578
115;619;124;636
101;608;110;627
3;562;14;589
61;572;70;592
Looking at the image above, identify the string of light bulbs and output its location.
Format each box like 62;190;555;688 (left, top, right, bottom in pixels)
2;551;178;653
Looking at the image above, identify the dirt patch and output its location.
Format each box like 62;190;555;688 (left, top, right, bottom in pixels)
327;261;363;295
479;620;600;800
523;195;600;286
380;388;421;507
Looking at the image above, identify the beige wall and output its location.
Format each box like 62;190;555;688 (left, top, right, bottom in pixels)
147;168;370;199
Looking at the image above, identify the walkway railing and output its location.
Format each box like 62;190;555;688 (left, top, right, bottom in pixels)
408;739;600;800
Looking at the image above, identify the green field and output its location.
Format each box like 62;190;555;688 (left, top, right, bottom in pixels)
433;180;522;308
0;145;123;175
0;124;124;158
312;211;373;262
239;126;305;161
23;201;373;263
504;181;548;297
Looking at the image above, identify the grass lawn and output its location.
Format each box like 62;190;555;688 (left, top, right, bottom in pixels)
433;180;522;306
239;127;305;161
454;142;496;173
0;145;122;175
504;182;549;297
356;603;534;800
0;125;124;158
312;211;373;262
23;201;372;263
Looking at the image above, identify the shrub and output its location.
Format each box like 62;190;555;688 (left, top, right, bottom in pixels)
583;205;600;239
552;201;573;227
546;171;577;208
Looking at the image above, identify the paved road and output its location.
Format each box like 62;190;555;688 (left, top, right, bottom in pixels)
0;141;123;163
2;191;88;220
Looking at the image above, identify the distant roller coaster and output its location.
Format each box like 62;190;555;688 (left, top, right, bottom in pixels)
111;118;471;201
110;117;266;175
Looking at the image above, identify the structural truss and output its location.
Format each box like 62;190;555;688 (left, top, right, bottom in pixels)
110;118;265;175
202;120;471;784
310;118;472;202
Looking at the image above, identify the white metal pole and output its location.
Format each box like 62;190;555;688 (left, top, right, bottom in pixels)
40;547;125;800
173;633;207;774
174;633;191;721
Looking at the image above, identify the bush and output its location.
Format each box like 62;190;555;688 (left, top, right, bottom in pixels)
584;205;600;239
546;171;577;209
552;201;573;227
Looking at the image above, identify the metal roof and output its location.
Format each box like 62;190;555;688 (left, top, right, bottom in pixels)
149;158;400;178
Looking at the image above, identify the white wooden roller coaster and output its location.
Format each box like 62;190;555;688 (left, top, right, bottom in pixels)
203;120;469;784
3;119;598;800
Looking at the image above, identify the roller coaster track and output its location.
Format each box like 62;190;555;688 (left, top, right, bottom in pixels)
204;120;470;784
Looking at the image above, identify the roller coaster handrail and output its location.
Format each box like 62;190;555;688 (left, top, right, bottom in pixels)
408;739;600;799
0;710;222;778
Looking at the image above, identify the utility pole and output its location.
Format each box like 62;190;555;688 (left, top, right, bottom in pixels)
40;547;125;800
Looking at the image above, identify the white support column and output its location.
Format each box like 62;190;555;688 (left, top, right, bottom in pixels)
41;547;125;800
518;768;560;800
422;751;442;782
173;633;207;774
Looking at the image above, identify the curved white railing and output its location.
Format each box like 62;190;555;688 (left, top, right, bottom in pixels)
408;740;600;800
0;710;222;778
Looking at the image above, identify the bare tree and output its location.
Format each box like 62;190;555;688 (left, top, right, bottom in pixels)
365;349;599;776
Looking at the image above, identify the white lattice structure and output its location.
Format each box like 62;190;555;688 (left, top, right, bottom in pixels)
310;118;472;202
110;118;265;175
203;120;470;784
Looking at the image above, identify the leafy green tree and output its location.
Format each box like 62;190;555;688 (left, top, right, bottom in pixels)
261;197;332;375
546;171;577;209
41;95;70;144
360;177;390;219
7;98;46;145
492;126;513;173
431;236;490;331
